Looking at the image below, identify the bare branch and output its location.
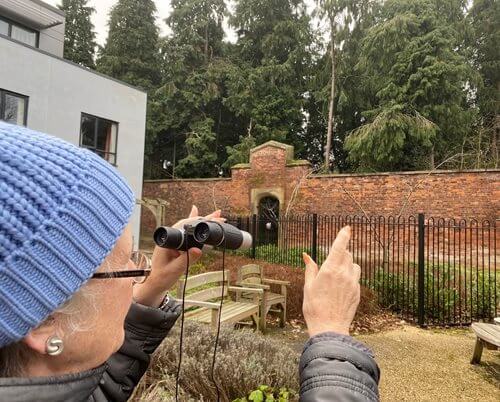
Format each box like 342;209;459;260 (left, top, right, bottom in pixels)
285;167;319;217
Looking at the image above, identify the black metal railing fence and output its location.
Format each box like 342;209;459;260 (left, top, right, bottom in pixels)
227;214;498;326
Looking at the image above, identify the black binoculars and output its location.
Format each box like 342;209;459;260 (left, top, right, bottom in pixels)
153;221;253;251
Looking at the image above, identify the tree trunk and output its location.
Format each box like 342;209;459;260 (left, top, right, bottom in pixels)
324;25;335;172
204;22;209;61
172;138;176;179
215;106;221;162
492;82;500;168
493;114;499;168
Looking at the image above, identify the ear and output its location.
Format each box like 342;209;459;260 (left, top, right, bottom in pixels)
22;320;60;355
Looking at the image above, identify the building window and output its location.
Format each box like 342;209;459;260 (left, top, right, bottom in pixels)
0;89;28;126
0;16;38;48
80;113;118;165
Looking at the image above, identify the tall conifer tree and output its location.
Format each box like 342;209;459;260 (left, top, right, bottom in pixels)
59;0;96;68
345;0;477;171
224;0;314;166
469;0;499;167
147;0;235;178
97;0;160;90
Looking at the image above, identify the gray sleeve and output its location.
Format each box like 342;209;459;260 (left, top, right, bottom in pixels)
299;332;380;402
95;298;181;402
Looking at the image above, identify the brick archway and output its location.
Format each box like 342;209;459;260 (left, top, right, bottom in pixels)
250;187;285;216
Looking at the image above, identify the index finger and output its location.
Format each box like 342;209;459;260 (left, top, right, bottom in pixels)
325;226;351;263
333;226;351;252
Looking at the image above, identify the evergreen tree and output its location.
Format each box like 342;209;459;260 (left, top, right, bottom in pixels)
224;0;314;164
174;118;218;177
222;134;256;169
97;0;160;90
345;0;477;171
469;0;499;167
59;0;96;68
147;0;240;178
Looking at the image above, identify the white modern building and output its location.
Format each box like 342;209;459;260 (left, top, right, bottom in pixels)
0;0;147;247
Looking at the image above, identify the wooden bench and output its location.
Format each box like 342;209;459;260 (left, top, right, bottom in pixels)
235;264;290;332
470;322;500;364
177;270;264;331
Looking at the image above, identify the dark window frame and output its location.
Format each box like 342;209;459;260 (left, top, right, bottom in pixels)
79;113;119;166
0;15;39;48
0;88;29;126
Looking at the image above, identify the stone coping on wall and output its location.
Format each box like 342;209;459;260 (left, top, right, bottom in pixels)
310;168;499;179
231;159;310;170
144;177;233;183
250;140;295;160
143;168;499;183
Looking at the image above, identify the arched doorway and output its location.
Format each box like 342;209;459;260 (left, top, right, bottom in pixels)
258;196;279;245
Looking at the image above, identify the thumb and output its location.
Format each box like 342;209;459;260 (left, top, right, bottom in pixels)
303;253;318;286
189;205;199;218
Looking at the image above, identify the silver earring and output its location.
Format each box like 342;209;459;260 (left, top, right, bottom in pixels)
46;336;64;356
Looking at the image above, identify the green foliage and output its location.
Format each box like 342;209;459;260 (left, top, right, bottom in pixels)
234;385;295;402
97;0;160;90
59;0;96;68
467;0;499;167
236;244;326;267
174;118;218;177
371;264;500;322
132;322;299;401
225;0;314;158
223;135;256;168
91;0;496;177
345;0;478;171
345;105;437;170
145;0;240;179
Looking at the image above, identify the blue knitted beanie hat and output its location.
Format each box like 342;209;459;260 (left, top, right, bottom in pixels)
0;121;135;347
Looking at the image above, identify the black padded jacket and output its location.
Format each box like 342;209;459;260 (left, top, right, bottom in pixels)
0;300;380;401
299;332;380;401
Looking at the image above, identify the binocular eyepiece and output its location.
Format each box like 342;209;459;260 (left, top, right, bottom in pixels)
153;221;253;251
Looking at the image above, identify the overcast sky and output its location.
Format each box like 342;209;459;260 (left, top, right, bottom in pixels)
45;0;318;46
45;0;174;45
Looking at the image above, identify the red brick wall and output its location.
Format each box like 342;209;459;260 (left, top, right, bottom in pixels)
141;143;499;242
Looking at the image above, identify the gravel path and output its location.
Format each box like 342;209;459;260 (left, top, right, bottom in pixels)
357;326;499;401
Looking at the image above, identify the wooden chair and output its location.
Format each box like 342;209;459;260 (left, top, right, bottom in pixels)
235;264;290;332
470;322;500;364
177;270;264;331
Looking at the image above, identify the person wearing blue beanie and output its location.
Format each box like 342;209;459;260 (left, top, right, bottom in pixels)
0;121;380;401
0;121;223;401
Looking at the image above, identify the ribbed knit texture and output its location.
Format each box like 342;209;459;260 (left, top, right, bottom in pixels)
0;121;135;347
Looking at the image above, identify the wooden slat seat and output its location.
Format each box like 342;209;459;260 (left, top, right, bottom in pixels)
470;322;500;364
264;292;285;304
177;270;263;331
235;264;290;333
185;300;259;324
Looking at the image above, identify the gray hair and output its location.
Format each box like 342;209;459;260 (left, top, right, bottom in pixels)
0;248;122;377
0;281;100;377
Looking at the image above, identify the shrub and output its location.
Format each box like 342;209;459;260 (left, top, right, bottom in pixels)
234;245;326;268
131;322;300;402
370;265;500;323
234;385;296;401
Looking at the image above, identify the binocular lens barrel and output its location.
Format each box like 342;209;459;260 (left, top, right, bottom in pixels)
193;221;252;250
153;226;184;249
153;221;252;251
